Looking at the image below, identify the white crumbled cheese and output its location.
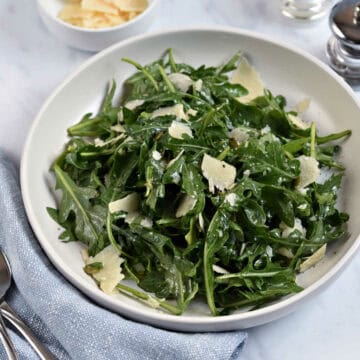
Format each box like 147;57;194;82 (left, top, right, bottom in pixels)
228;128;249;145
277;247;294;259
212;264;229;274
299;244;327;273
198;212;205;231
225;193;237;206
231;55;265;103
124;99;145;110
176;195;197;217
187;108;198;117
168;120;193;140
94;134;125;147
201;154;236;193
260;125;271;135
295;97;311;114
266;245;273;258
288;114;310;130
298;204;307;210
167;150;184;168
151;104;187;121
296;155;320;190
243;169;251;177
117;109;124;123
140;217;153;228
94;138;105;147
152;150;162;161
193;79;203;92
110;124;125;133
108;193;139;214
124;211;140;225
171;172;181;184
280;218;306;238
168;73;193;92
86;245;124;294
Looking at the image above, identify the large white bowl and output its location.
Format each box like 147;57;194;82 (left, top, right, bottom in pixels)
21;27;360;332
37;0;158;51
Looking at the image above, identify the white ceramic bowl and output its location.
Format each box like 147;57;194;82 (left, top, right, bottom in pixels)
37;0;158;51
21;27;360;332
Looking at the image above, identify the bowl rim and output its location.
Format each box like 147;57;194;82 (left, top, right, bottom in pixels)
36;0;158;33
21;26;360;329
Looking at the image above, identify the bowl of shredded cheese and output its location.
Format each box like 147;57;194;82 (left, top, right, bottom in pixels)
37;0;158;51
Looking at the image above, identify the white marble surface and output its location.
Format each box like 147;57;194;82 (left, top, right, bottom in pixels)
1;0;360;359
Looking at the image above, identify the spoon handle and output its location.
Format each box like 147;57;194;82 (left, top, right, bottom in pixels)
0;302;56;360
0;314;18;360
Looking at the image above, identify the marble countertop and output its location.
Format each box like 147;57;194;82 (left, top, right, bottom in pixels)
1;0;359;359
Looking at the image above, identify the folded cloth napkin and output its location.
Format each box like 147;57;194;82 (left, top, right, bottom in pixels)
0;150;247;360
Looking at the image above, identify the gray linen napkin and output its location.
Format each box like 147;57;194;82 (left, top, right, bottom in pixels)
0;150;247;360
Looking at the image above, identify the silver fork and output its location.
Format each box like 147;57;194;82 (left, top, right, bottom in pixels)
0;249;56;359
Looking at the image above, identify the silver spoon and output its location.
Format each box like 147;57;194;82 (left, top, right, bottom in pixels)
0;250;56;360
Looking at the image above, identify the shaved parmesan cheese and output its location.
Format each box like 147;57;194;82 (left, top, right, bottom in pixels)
124;99;145;110
187;108;198;117
81;248;89;263
82;0;118;14
232;56;265;103
288;114;310;130
58;0;148;29
228;128;249;145
296;155;320;190
201;154;236;193
168;121;193;140
86;245;124;294
110;124;125;133
225;193;237;206
212;265;229;274
299;244;327;273
108;193;139;214
193;79;203;92
107;0;148;12
280;218;306;238
295;98;311;113
152;150;162;160
124;211;139;224
151;104;187;121
176;195;196;217
168;73;193;92
277;247;294;259
140;217;153;228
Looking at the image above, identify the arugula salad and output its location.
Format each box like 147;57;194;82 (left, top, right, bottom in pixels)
48;50;351;316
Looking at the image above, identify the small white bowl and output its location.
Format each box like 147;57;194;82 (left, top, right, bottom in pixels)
37;0;158;52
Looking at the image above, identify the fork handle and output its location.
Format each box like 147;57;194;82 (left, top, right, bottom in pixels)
0;302;56;360
0;313;18;360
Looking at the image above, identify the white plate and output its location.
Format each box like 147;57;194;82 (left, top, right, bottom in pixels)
21;27;360;332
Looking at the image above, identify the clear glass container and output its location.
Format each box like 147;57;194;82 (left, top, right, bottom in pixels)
281;0;329;20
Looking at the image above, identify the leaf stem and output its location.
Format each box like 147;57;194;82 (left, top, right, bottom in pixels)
158;65;175;92
122;57;159;91
116;283;182;315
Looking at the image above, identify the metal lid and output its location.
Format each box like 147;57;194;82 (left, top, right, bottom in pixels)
330;0;360;47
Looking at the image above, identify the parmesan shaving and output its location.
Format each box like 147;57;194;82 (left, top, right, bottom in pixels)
201;154;236;193
299;244;327;273
58;0;148;29
86;245;124;294
231;56;265;103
